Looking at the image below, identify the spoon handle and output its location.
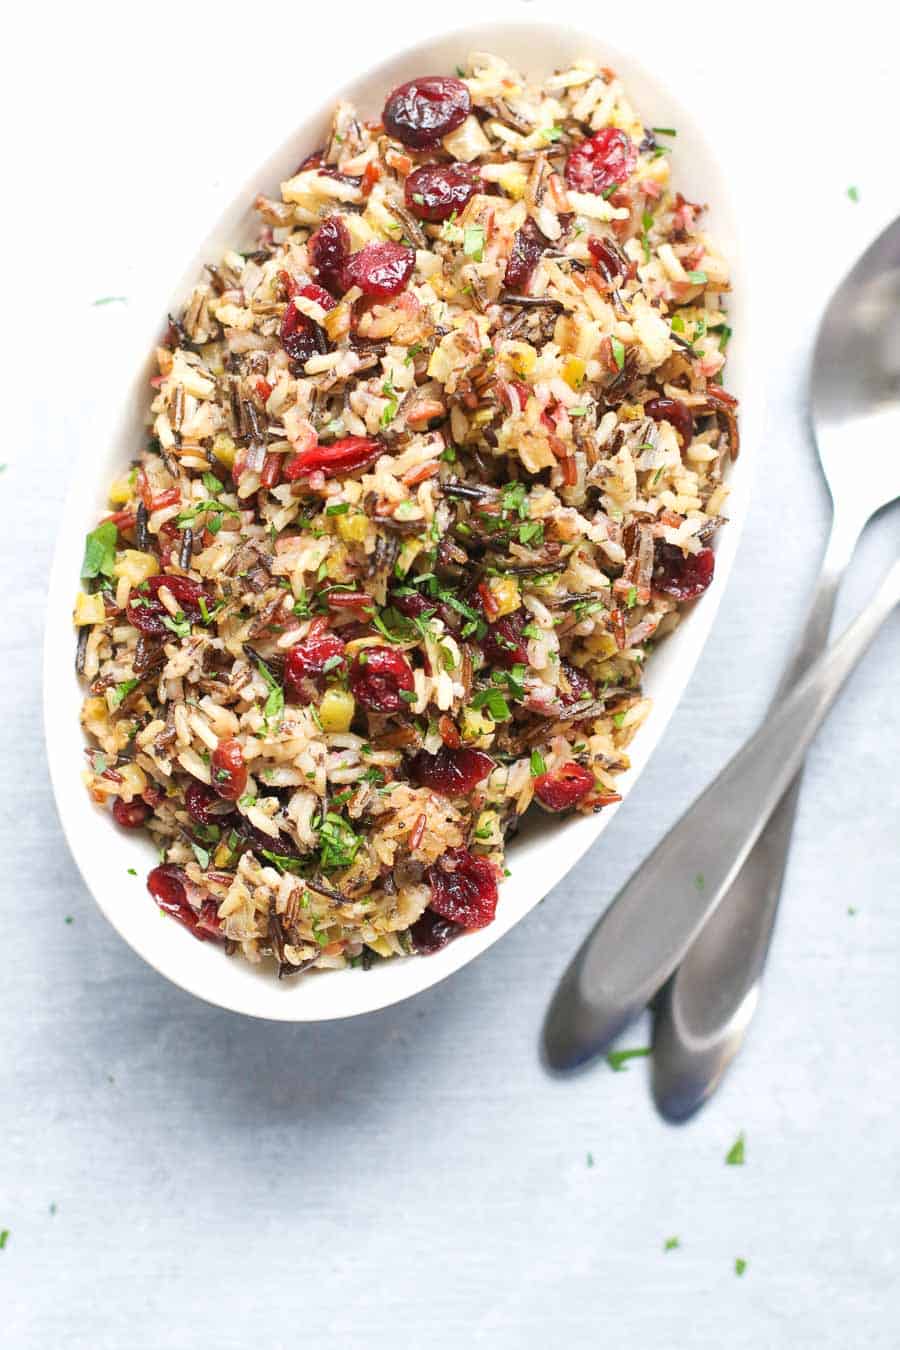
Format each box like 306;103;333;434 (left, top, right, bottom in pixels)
651;511;862;1119
543;557;900;1074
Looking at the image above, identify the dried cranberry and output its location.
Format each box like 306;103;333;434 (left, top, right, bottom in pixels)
282;435;382;481
404;162;477;221
427;847;498;928
349;646;414;713
184;780;232;826
390;590;435;620
382;76;470;149
285;632;346;703
280;300;329;368
587;234;627;282
309;215;350;295
112;796;150;829
481;612;528;668
565;127;637;195
211;739;248;801
644;396;694;445
126;574;210;637
653;543;715;600
147;864;208;940
298;281;337;312
505;219;546;293
558;661;594;708
533;761;595;812
409;908;462;954
342;242;415;298
409;746;494;796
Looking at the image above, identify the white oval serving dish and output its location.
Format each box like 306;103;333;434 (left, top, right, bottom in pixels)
44;20;760;1021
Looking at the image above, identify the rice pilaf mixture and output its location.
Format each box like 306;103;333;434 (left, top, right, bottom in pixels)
75;52;738;978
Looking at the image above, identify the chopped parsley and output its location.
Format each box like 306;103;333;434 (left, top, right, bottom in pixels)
471;688;512;722
0;1230;8;1249
541;125;564;142
319;813;361;871
847;185;859;203
404;342;424;366
463;224;485;262
651;126;677;137
80;521;118;581
664;1236;680;1252
694;872;705;892
605;1046;651;1073
162;612;192;640
610;336;626;371
530;750;546;777
626;586;638;609
92;296;127;306
325;501;350;515
686;269;708;285
191;843;211;870
251;651;285;731
586;1152;594;1168
380;375;399;428
725;1133;745;1166
612;712;626;729
202;471;224;494
734;1257;747;1277
127;868;137;876
110;678;139;707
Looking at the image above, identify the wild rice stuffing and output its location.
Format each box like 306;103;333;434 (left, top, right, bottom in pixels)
74;52;738;979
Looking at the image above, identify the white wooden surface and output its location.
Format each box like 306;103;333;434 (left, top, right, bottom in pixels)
4;3;899;1345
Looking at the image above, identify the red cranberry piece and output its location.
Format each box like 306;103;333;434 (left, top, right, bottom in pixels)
653;544;715;600
426;847;498;928
309;215;350;295
565;127;637;195
390;590;435;619
504;219;546;293
285;631;346;703
184;780;233;826
533;761;595;812
112;796;150;829
147;864;208;940
282;435;382;482
587;234;627;281
342;242;415;298
481;612;528;668
559;661;594;708
298;282;337;311
349;646;415;713
409;746;494;796
644;396;694;445
126;574;210;637
409;909;462;954
382;76;470;149
280;300;329;368
211;739;248;801
404;162;477;222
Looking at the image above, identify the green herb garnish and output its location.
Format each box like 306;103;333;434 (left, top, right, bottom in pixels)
606;1046;651;1073
80;521;118;580
725;1133;745;1166
610;336;626;370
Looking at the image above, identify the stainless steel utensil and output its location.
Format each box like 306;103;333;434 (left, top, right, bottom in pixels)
543;557;900;1072
650;218;900;1118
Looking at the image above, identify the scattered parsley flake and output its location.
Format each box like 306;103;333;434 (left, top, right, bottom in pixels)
191;843;211;870
626;586;638;609
612;712;626;729
80;521;118;580
606;1046;651;1072
694;872;706;892
0;1230;8;1249
111;678;139;707
463;224;485;262
725;1133;745;1166
651;126;677;137
610;336;626;370
127;868;137;877
686;269;708;285
664;1236;680;1252
92;296;128;307
586;1152;594;1168
64;916;74;925
734;1257;747;1277
847;185;859;203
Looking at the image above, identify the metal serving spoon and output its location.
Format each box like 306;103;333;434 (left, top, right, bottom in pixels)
543;218;900;1078
650;217;900;1118
543;556;900;1073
